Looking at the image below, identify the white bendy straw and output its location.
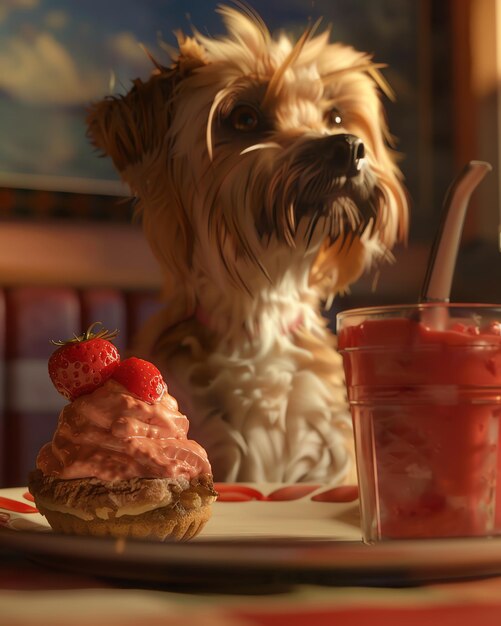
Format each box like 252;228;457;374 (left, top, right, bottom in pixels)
420;160;492;303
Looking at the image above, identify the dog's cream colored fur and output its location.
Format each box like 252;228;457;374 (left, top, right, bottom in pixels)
87;6;408;483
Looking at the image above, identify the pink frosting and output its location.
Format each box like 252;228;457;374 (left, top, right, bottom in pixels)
37;380;212;481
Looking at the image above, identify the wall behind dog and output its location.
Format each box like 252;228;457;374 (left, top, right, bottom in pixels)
0;0;498;305
345;0;501;310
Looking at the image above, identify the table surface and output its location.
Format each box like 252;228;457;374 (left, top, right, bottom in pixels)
4;483;501;626
3;547;501;626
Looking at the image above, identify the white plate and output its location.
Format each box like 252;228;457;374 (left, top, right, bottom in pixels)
3;484;501;587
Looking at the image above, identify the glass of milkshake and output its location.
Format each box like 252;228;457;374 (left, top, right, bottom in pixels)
337;303;501;543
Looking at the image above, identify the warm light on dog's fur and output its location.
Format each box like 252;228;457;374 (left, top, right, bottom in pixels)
87;6;408;483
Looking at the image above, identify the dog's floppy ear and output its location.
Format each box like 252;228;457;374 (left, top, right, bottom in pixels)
86;35;207;174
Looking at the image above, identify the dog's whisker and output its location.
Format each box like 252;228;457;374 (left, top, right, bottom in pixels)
220;250;247;292
272;203;284;241
303;212;315;244
335;207;348;242
362;217;376;241
273;201;296;247
328;210;335;242
284;203;296;246
325;292;335;311
211;222;252;294
344;199;361;231
340;232;356;254
240;142;281;155
305;210;323;248
207;88;233;161
233;214;272;282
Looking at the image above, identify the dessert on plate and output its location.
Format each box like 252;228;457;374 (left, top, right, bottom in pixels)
29;323;217;540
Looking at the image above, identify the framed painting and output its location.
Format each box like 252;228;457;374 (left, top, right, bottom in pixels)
0;0;449;229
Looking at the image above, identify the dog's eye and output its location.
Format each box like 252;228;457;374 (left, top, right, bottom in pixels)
230;104;260;132
325;108;343;127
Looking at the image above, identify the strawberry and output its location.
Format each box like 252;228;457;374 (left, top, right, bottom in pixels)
111;357;166;404
48;322;120;400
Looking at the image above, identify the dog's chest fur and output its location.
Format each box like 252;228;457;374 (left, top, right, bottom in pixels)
139;304;354;484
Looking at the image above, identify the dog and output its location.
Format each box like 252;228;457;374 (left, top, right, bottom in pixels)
87;5;408;483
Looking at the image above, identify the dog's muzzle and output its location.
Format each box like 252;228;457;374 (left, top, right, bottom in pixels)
260;132;378;243
291;132;370;210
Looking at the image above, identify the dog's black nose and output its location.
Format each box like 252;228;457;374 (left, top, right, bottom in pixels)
325;134;365;177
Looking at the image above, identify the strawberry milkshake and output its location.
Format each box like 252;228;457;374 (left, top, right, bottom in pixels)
337;304;501;542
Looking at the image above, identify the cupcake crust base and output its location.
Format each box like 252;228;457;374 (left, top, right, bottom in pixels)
29;471;217;541
36;501;213;541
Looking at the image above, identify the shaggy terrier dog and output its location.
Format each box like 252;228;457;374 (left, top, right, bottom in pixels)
87;6;408;483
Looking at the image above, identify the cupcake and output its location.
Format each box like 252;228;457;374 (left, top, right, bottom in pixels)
29;324;217;541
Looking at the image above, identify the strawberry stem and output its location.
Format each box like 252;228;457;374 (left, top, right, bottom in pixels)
50;322;119;346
